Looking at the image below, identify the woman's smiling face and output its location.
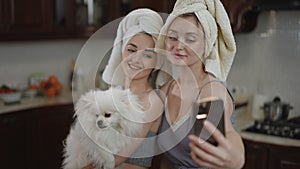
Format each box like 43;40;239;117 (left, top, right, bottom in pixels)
165;15;205;67
121;33;157;80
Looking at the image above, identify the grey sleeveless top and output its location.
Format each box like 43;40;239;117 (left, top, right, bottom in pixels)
125;131;156;167
156;80;235;169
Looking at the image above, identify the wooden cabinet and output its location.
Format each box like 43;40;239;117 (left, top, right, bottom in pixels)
0;0;260;40
269;145;300;169
0;0;51;40
5;0;49;33
242;139;268;169
0;0;76;40
0;0;177;40
0;104;74;169
0;112;27;169
242;139;300;169
74;0;176;38
69;0;259;35
30;104;74;169
128;0;260;33
0;0;7;32
130;0;176;13
127;0;260;33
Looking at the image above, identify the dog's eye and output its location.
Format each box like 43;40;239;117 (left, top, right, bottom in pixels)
96;114;99;117
104;113;111;118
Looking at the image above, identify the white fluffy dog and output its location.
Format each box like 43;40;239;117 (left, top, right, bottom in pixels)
62;88;145;169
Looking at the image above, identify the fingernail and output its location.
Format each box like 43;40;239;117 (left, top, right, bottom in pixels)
198;137;205;144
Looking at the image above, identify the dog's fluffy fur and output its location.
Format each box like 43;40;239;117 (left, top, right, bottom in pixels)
62;88;145;169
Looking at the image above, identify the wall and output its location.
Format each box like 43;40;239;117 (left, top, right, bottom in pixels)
0;40;84;87
0;39;113;90
227;10;300;117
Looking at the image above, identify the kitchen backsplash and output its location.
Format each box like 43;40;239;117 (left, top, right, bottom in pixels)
227;10;300;117
0;10;299;117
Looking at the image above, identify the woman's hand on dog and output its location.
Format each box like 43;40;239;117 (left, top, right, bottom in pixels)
82;163;95;169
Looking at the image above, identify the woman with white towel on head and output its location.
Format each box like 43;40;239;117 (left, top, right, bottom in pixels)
83;8;171;169
156;0;245;168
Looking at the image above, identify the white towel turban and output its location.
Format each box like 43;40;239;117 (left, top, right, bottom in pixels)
156;0;236;81
102;8;172;87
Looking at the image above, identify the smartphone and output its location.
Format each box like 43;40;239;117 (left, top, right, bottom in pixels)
193;97;225;146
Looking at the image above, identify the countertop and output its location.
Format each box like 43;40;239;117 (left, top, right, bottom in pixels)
235;108;300;147
0;89;73;115
1;92;299;147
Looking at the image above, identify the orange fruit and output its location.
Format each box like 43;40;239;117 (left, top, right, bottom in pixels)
29;85;38;90
40;80;47;89
44;81;53;90
48;75;58;85
54;83;62;93
46;87;56;97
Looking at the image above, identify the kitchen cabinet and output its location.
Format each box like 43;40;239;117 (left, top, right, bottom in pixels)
0;103;74;169
0;0;7;32
269;145;300;169
72;0;260;35
129;0;260;33
0;112;27;169
0;0;51;40
0;0;75;40
221;0;259;33
74;0;177;38
242;139;300;169
130;0;176;14
29;104;74;169
0;0;177;40
0;0;259;40
7;0;49;32
242;139;268;169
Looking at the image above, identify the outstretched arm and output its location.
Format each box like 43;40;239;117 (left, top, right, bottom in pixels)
188;83;245;169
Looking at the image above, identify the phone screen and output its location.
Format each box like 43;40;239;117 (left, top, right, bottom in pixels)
193;98;225;146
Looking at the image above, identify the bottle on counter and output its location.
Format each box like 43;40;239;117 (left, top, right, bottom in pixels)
29;72;46;87
69;60;85;99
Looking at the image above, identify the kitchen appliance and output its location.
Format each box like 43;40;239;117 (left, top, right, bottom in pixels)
261;97;293;121
244;116;300;140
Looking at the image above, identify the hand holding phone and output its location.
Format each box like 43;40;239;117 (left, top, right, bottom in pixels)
193;97;225;146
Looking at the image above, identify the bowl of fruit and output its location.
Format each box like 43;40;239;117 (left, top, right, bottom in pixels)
0;85;22;104
39;75;62;97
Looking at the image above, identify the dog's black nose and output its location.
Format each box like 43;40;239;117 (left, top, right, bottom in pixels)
97;120;104;128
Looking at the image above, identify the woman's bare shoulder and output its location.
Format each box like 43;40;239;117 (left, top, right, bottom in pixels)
199;80;228;100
